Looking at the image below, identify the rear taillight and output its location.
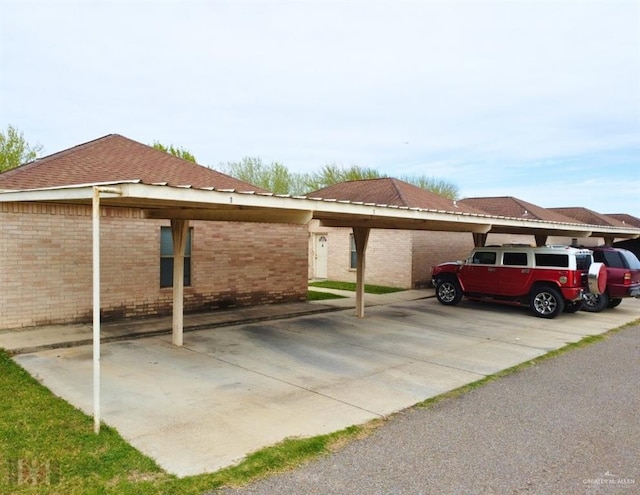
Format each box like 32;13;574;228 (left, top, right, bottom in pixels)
624;272;631;285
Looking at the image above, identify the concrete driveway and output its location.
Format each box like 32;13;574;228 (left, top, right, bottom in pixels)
12;297;640;477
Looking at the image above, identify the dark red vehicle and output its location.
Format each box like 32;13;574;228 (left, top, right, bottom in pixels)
582;246;640;312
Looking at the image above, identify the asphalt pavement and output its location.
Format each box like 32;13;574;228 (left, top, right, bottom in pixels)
220;324;640;495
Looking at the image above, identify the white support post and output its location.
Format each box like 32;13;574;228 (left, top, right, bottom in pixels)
171;219;189;347
352;227;370;318
92;187;101;434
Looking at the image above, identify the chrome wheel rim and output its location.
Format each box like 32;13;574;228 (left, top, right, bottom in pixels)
533;292;557;315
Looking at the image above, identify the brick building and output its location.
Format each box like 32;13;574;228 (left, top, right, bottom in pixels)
307;185;639;289
0;135;308;331
307;178;487;288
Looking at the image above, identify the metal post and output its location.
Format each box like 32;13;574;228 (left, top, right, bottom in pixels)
92;187;101;434
353;227;370;318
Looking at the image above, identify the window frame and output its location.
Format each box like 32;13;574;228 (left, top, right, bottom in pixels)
160;226;193;288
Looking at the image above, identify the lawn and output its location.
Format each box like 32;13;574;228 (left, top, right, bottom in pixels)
308;280;405;294
307;289;347;301
0;348;366;494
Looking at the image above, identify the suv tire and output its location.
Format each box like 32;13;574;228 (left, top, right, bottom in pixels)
436;278;463;305
608;298;623;309
582;292;609;313
530;286;565;318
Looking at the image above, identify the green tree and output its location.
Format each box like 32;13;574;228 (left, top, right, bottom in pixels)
219;157;311;195
151;141;197;163
0;125;44;172
399;175;459;200
304;164;383;191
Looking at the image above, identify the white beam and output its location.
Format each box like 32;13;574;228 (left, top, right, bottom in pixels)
92;187;101;434
171;219;189;346
353;227;370;318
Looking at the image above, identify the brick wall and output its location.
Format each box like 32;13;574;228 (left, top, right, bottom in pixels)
411;231;474;288
0;202;308;331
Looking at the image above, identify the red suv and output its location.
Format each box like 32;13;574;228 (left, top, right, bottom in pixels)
432;245;606;318
582;246;640;312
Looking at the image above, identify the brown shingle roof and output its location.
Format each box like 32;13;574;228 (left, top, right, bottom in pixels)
605;213;640;228
307;178;485;214
0;134;265;192
548;207;628;228
460;196;581;223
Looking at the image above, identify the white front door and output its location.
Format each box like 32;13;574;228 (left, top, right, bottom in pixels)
314;234;328;279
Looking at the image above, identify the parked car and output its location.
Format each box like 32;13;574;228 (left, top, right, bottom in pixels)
432;244;606;318
582;246;640;312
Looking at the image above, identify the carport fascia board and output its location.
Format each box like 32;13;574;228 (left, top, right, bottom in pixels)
3;182;639;238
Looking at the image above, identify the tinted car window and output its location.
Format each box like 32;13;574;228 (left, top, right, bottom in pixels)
575;254;591;270
472;252;497;264
620;250;640;270
503;252;528;266
601;250;625;268
535;254;569;268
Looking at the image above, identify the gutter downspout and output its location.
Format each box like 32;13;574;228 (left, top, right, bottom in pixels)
92;186;121;434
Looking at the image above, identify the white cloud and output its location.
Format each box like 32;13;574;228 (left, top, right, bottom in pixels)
1;0;638;215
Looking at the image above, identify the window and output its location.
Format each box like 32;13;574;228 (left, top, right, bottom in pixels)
595;250;625;269
160;226;192;288
349;234;357;269
535;253;569;268
472;251;496;264
503;252;528;266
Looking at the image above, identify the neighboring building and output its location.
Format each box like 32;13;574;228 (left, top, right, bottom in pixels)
0;134;308;331
307;178;486;288
307;190;640;289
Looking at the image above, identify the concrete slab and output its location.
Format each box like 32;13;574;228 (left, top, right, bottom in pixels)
10;296;640;477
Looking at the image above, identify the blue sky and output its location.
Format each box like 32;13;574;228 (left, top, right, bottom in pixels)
1;0;639;216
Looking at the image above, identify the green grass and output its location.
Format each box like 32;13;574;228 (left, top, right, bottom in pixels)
2;318;638;493
0;347;371;494
307;290;347;301
309;280;405;294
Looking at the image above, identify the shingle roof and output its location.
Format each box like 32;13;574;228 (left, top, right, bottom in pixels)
548;207;628;228
307;178;485;214
0;134;265;192
605;213;640;228
459;196;581;223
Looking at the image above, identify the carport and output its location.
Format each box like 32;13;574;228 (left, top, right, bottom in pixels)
1;181;639;432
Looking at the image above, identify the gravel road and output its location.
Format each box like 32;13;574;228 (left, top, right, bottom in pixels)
219;325;639;495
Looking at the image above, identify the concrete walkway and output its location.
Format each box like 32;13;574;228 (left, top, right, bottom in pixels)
4;290;640;477
0;287;432;354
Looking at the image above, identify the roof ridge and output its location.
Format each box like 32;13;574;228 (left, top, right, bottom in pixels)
389;177;412;207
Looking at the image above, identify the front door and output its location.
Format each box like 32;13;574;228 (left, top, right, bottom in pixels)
313;234;328;279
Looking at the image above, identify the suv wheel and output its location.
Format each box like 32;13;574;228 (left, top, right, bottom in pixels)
436;278;463;305
582;292;609;313
608;298;622;309
530;286;564;318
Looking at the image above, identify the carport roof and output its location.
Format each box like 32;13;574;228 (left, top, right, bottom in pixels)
2;180;640;239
